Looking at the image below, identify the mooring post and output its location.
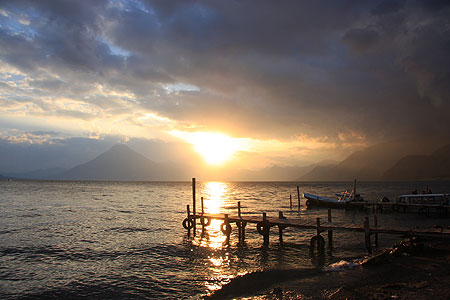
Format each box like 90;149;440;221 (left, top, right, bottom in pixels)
201;197;204;215
327;209;333;249
263;212;269;246
374;214;379;248
297;186;301;210
364;217;372;255
192;178;196;235
316;217;321;251
223;214;231;244
237;201;242;241
278;211;284;243
290;194;292;210
224;214;231;237
187;204;191;237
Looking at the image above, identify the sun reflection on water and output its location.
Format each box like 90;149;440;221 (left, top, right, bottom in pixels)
195;182;229;250
203;181;227;214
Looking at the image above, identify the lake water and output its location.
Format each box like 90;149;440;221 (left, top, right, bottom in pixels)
1;180;450;299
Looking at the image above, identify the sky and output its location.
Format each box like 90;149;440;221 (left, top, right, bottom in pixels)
0;0;449;171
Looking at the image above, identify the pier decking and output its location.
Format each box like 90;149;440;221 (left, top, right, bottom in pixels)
183;179;450;255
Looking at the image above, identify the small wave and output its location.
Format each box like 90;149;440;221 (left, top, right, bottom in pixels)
18;213;42;218
107;227;153;233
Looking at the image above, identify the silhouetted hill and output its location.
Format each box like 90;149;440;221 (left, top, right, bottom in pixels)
300;138;447;181
382;144;450;180
57;144;175;181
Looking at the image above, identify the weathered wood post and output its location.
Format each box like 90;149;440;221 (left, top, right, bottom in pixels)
201;197;204;215
237;202;246;242
290;194;292;210
278;211;285;243
222;214;231;245
297;186;301;210
364;217;372;255
263;212;269;246
374;214;379;248
237;201;242;241
224;214;230;237
192;178;196;235
316;217;322;252
187;204;191;237
238;201;241;218
200;197;205;232
327;209;333;250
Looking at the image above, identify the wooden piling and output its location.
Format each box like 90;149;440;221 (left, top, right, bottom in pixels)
374;214;378;247
223;214;231;244
238;201;241;218
187;204;191;236
316;217;321;251
327;209;333;249
297;186;301;209
263;212;269;245
290;194;292;210
364;217;372;254
278;211;284;243
237;202;242;241
201;197;204;215
192;178;196;235
237;202;246;242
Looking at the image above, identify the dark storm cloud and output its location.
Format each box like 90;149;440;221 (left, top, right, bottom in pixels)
0;0;449;141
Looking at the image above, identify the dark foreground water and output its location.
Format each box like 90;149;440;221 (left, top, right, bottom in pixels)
1;180;450;299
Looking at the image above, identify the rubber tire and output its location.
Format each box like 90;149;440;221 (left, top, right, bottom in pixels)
200;216;211;227
256;221;269;235
182;218;194;229
221;223;232;235
310;235;325;252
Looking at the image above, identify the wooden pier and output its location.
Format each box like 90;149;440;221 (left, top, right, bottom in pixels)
183;207;450;254
183;178;450;255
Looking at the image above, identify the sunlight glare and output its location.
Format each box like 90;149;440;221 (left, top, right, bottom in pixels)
203;182;227;214
193;133;240;165
196;182;229;250
171;130;244;165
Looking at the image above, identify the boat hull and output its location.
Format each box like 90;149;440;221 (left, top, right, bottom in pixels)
304;192;366;209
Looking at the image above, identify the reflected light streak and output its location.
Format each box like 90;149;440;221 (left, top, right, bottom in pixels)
198;182;228;250
203;182;227;214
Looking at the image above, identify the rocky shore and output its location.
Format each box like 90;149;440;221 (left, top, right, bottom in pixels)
207;237;450;299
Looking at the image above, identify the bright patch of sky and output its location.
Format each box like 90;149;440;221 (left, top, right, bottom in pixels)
0;8;36;38
108;43;131;57
98;37;131;57
163;83;200;93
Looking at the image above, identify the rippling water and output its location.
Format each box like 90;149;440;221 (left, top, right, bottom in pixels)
1;180;450;299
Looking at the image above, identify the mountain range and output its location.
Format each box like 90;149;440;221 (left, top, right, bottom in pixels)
2;139;450;181
57;144;190;181
300;140;450;181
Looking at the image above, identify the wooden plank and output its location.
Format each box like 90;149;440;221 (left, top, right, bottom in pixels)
190;213;450;237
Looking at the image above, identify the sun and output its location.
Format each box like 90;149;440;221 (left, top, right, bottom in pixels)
190;132;240;165
170;130;243;165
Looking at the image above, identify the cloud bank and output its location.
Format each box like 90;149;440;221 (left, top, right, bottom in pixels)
0;0;449;167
